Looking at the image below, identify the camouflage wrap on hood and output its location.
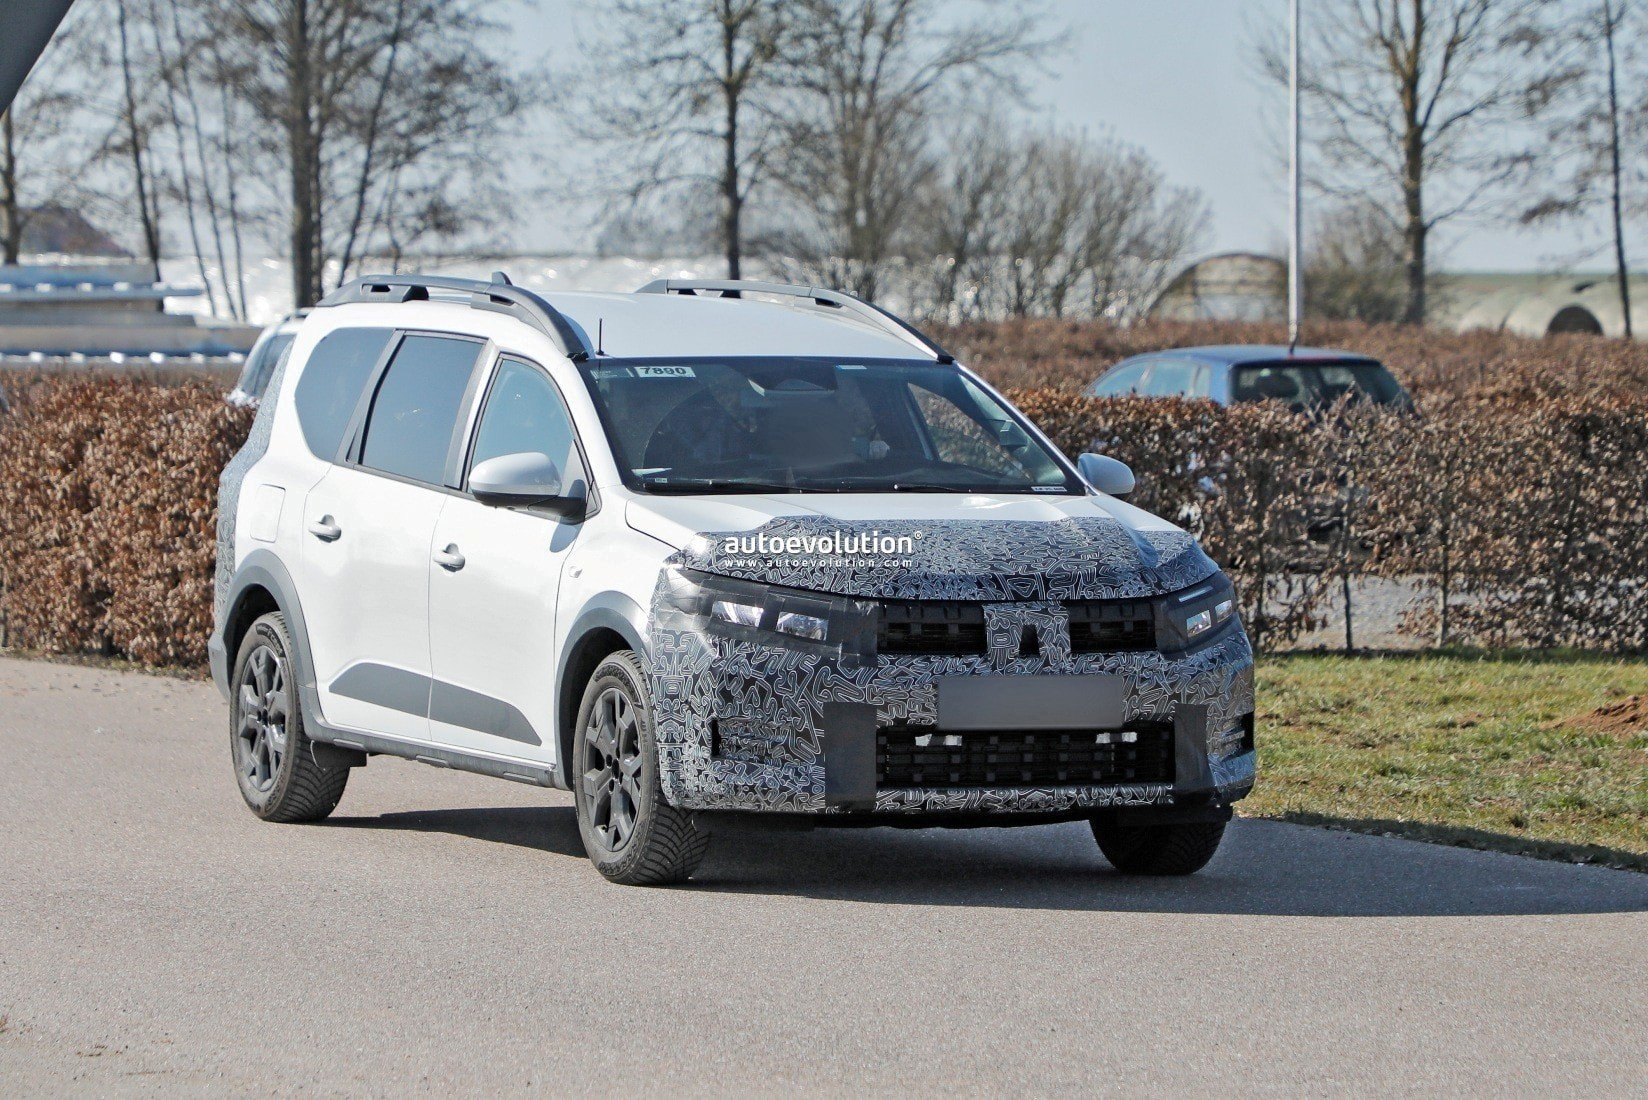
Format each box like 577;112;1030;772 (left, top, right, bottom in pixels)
669;515;1220;602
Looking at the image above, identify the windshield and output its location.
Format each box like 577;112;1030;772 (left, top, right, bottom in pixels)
1232;359;1408;408
235;331;296;400
577;356;1082;494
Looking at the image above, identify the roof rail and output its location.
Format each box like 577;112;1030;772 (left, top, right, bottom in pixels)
319;273;591;362
635;278;954;363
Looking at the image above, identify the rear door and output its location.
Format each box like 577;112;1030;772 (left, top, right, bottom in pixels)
426;354;590;763
300;332;486;743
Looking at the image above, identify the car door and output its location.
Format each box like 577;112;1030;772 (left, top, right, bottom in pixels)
426;354;590;763
300;332;486;743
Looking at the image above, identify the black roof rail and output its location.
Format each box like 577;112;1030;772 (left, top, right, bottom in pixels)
318;273;590;362
635;277;955;363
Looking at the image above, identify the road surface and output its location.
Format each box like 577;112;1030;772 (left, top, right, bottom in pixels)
2;655;1644;1095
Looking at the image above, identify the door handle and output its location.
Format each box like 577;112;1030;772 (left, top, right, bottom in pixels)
308;516;342;542
433;544;466;571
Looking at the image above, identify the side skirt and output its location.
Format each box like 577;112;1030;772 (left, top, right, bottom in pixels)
308;724;558;788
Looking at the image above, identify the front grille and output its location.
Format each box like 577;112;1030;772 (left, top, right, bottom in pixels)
876;723;1175;789
878;601;987;656
1067;600;1156;652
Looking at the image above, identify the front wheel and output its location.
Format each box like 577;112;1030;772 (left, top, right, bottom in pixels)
572;651;709;885
1091;819;1227;876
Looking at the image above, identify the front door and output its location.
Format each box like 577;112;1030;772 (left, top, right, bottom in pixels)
300;332;485;743
428;355;588;765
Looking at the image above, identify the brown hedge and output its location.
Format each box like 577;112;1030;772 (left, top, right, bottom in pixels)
0;377;252;666
1011;388;1648;651
3;371;1646;668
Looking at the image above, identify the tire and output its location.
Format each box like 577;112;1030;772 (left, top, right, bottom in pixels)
572;650;709;886
1091;819;1227;876
230;612;350;823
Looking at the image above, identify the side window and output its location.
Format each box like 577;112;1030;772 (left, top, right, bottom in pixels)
293;327;394;460
359;335;482;484
469;358;585;490
904;377;1065;483
1142;358;1198;397
1090;362;1147;397
1188;364;1213;400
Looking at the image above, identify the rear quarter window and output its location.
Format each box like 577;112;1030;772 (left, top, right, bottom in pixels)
293;328;394;460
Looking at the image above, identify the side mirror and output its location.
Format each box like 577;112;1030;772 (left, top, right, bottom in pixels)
469;451;572;509
1078;452;1135;497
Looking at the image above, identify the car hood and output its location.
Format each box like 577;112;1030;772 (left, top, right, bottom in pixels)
626;492;1218;601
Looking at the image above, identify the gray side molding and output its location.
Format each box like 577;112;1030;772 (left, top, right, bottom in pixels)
217;550;324;714
219;549;556;787
565;595;650;655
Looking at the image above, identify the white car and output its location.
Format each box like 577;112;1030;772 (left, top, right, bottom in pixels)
226;311;308;407
211;275;1255;885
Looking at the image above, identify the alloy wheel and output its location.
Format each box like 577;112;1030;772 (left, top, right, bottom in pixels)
582;686;644;852
236;644;289;794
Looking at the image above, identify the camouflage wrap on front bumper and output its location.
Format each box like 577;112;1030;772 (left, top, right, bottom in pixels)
647;517;1255;816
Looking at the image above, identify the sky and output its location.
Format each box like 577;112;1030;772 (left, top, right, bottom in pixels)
509;0;1608;274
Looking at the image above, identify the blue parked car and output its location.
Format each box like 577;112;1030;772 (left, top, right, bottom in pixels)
1088;345;1411;411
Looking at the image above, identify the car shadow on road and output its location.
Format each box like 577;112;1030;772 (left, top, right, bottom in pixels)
328;806;589;860
329;805;1648;918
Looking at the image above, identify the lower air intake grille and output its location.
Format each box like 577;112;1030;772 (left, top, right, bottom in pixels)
1066;600;1157;652
876;724;1175;789
878;601;987;656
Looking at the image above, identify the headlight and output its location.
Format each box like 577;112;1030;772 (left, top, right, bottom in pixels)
711;599;763;628
1157;572;1240;651
659;569;877;657
775;611;829;641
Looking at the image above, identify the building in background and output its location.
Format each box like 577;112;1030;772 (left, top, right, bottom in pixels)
1430;272;1646;338
1147;252;1287;323
1;207;258;362
1146;252;1647;339
0;263;258;359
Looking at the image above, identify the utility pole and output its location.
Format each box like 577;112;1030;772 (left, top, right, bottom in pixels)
1602;0;1632;338
1288;0;1302;350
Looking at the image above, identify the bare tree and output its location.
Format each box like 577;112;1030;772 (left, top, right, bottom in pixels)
912;125;1206;322
1075;140;1208;320
0;12;94;264
113;0;163;275
1305;198;1408;320
194;0;525;307
775;0;1046;302
562;1;792;278
909;114;1016;320
1519;0;1643;336
1260;0;1551;324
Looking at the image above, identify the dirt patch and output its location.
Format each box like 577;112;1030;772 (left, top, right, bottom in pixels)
1559;695;1648;739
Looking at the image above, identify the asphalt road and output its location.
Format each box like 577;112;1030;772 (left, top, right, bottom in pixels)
2;656;1646;1096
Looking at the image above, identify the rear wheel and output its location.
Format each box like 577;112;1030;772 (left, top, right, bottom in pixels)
1091;819;1226;876
230;612;350;822
573;650;709;885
